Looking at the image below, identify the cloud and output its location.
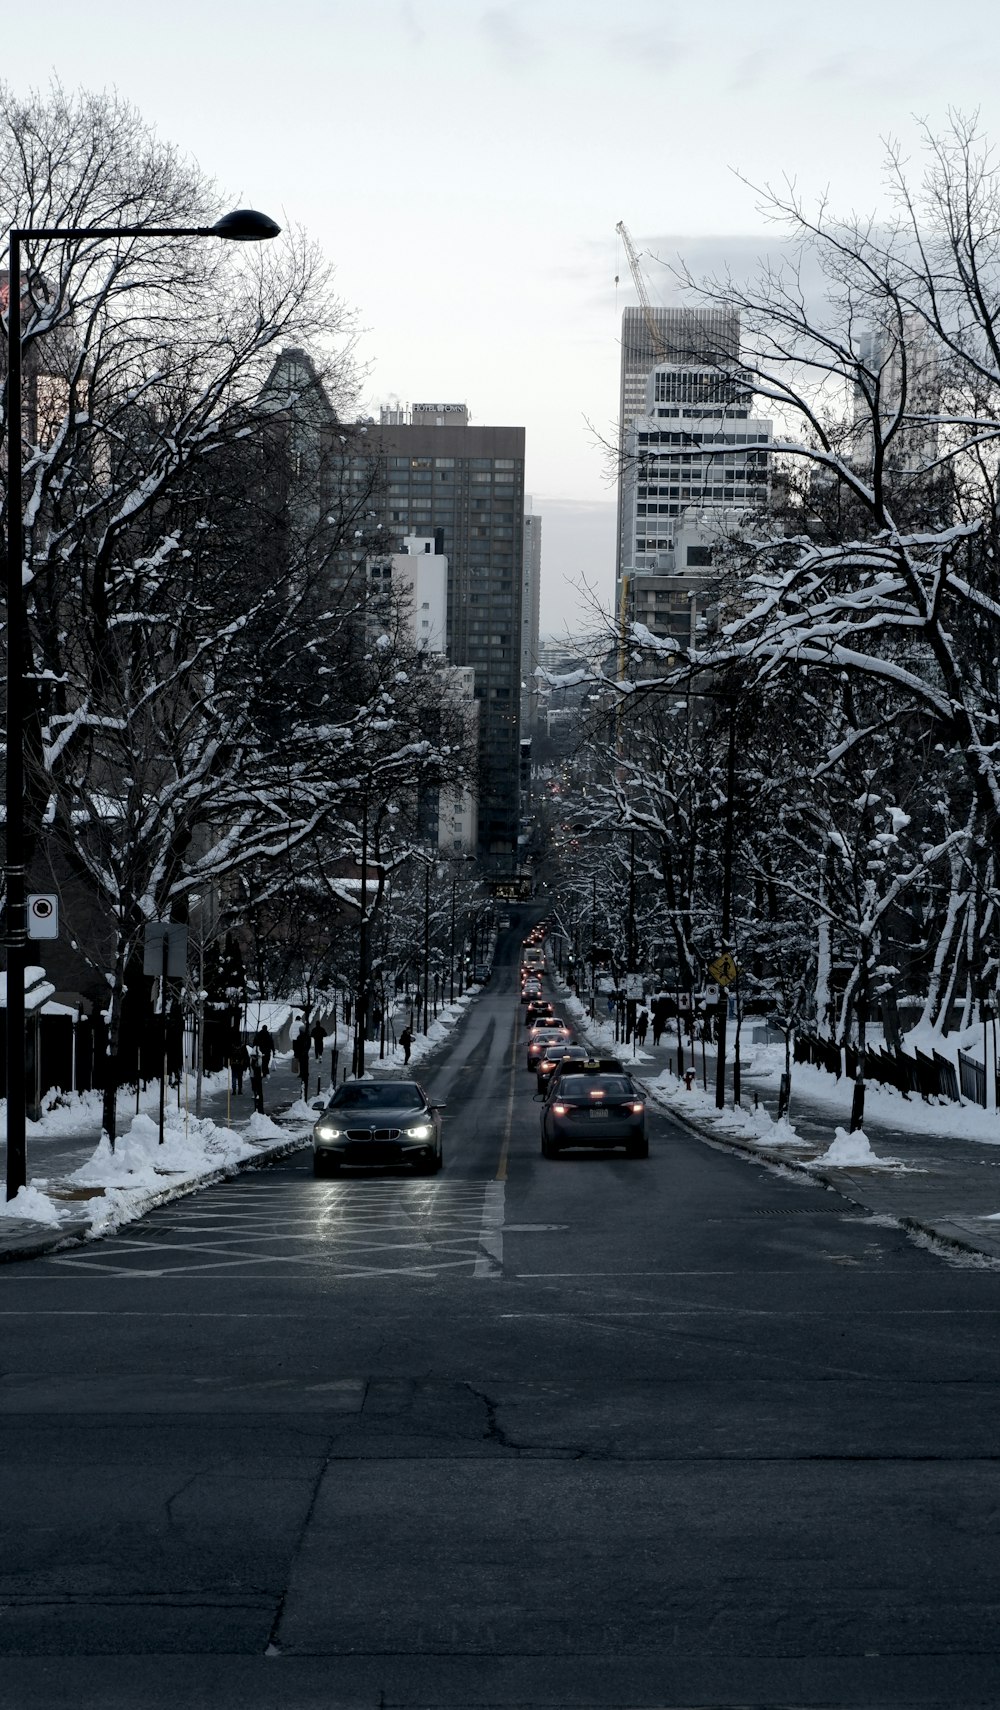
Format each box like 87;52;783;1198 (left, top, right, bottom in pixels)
606;28;690;72
478;4;538;66
397;2;426;47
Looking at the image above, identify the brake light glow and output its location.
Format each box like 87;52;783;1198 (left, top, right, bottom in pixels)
588;1089;606;1098
629;1102;645;1114
551;1103;568;1115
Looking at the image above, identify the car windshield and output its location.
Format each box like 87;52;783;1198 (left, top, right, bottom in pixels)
556;1075;633;1099
329;1082;423;1109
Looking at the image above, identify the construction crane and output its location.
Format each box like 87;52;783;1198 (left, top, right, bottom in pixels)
615;220;665;358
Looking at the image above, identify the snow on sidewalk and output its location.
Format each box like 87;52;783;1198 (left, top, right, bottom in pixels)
1;1103;309;1242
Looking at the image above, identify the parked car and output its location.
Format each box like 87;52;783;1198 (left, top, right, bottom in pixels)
539;1069;647;1158
312;1079;444;1176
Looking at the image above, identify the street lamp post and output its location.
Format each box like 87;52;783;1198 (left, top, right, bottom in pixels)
3;208;279;1200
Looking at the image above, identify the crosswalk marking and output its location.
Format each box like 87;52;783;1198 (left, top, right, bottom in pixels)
45;1177;513;1280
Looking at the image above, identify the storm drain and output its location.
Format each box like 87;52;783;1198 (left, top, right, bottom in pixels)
706;1207;855;1219
751;1206;854;1216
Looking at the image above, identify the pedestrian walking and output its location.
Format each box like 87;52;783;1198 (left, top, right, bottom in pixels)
230;1038;250;1094
635;1007;649;1047
254;1025;274;1076
248;1049;265;1114
311;1020;325;1060
399;1025;413;1065
292;1020;311;1090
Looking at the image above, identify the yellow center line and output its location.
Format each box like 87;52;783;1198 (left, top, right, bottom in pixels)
496;1018;519;1181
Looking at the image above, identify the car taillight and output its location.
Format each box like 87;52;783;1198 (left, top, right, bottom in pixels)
551;1103;568;1115
588;1090;606;1099
629;1101;645;1114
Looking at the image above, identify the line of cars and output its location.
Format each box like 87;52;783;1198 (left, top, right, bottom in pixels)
519;932;649;1160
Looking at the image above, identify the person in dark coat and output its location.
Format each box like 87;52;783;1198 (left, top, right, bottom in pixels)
254;1026;273;1076
635;1008;649;1046
230;1038;250;1094
248;1049;264;1113
311;1020;325;1060
292;1021;311;1089
399;1025;413;1065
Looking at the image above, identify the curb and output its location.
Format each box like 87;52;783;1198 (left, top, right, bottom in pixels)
648;1087;1000;1267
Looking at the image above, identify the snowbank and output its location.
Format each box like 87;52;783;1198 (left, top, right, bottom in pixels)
1;1103;310;1240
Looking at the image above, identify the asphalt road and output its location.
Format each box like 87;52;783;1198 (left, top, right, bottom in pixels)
3;910;1000;1710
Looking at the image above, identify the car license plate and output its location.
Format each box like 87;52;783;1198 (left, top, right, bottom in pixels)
589;1108;609;1119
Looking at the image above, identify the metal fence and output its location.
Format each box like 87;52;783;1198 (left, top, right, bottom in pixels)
795;1033;985;1107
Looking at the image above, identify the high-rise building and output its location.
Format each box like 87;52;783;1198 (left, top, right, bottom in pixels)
617;307;741;579
615;308;773;648
367;536;478;854
521;504;542;730
365;409;525;868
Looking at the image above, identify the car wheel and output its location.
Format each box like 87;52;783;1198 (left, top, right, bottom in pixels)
541;1131;560;1159
626;1136;649;1159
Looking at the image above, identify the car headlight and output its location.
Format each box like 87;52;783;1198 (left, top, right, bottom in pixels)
316;1125;343;1140
406;1123;432;1139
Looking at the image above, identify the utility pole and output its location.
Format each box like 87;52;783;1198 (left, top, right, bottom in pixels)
422;861;431;1034
449;873;456;1004
591;872;598;1019
715;699;737;1110
353;796;369;1078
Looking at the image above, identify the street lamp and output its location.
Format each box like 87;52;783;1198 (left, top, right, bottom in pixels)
4;208;280;1200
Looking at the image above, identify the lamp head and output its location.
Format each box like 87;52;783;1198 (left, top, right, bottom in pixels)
210;208;281;242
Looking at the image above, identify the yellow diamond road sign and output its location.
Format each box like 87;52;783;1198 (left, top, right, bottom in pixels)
708;952;738;987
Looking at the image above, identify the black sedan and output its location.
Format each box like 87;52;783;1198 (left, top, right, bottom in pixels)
535;1043;594;1092
312;1079;444;1176
539;1071;648;1158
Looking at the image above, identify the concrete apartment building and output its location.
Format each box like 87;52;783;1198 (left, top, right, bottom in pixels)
371;405;526;869
368;536;478;854
615;309;771;650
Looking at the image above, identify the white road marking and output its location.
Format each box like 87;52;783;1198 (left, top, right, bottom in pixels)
474;1179;505;1278
43;1178;520;1280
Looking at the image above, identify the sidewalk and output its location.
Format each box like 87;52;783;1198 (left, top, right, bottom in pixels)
554;979;1000;1268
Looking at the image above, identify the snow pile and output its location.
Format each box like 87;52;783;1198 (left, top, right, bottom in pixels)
0;1183;69;1226
811;1126;901;1169
245;1111;290;1140
2;1105;302;1239
284;1098;319;1122
761;1116;804;1147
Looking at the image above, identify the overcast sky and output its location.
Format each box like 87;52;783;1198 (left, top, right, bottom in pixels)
6;0;1000;636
